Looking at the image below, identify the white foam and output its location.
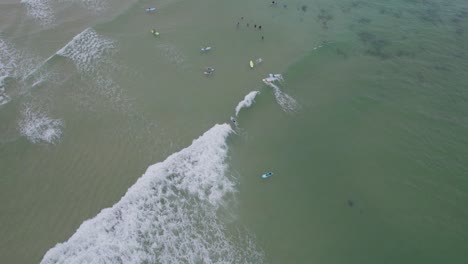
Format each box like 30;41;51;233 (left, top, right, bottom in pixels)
22;0;111;26
65;0;108;12
56;28;125;105
0;38;43;106
21;0;55;25
40;124;264;263
235;91;260;116
262;74;300;113
18;105;64;144
57;28;115;74
0;76;11;106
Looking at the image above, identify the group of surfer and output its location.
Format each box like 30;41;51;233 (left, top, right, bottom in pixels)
236;17;265;40
145;6;276;179
237;17;263;30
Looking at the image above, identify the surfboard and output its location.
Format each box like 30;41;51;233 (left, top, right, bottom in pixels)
261;172;273;179
249;60;254;68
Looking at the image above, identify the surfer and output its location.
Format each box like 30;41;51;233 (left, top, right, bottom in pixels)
203;67;215;76
201;46;212;52
230;117;237;125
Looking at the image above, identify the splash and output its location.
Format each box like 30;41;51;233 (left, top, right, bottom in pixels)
40;124;264;263
262;74;300;112
235;91;260;116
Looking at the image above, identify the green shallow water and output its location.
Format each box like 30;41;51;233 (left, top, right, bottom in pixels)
1;0;468;263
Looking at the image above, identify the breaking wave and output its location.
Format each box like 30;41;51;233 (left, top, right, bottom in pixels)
40;124;264;263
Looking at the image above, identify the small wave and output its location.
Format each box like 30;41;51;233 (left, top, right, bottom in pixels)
40;124;263;263
235;91;260;116
18;105;64;144
56;28;125;106
57;28;115;74
263;74;300;112
22;0;111;26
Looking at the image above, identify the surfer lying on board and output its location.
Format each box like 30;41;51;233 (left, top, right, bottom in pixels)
204;67;215;76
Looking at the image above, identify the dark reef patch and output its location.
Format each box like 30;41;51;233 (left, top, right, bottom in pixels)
357;31;392;59
317;9;333;29
340;1;366;13
396;50;415;58
357;17;371;24
335;48;349;59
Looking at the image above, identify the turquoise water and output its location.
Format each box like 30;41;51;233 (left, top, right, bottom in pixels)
1;0;468;263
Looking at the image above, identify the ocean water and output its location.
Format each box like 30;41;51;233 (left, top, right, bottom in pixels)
1;0;468;263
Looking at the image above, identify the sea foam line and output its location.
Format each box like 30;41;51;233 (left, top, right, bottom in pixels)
40;124;264;264
262;74;299;113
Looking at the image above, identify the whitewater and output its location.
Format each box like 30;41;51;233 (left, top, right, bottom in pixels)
40;123;264;263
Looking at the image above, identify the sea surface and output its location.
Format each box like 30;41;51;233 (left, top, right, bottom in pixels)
1;0;468;263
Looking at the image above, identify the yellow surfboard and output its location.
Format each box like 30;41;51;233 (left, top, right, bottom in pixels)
249;60;254;68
